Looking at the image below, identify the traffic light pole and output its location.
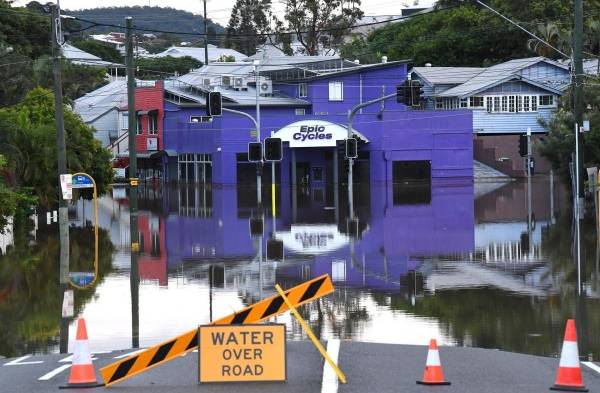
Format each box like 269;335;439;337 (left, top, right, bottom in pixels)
527;127;533;259
348;93;396;217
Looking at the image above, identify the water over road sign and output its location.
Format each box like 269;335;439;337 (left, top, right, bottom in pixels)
199;324;286;383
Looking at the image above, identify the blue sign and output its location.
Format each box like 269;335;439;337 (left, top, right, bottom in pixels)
72;174;94;189
69;272;95;286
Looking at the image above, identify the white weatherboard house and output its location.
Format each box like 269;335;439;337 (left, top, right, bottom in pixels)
411;57;571;176
149;46;247;63
412;57;570;134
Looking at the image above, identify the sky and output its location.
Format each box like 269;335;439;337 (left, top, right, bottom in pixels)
14;0;437;26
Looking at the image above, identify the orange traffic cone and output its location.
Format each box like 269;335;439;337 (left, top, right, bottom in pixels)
59;318;103;389
416;339;451;385
550;319;588;392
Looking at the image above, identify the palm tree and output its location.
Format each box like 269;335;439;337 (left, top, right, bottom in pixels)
527;22;570;58
586;20;600;75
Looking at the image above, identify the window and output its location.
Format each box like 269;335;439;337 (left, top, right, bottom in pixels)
435;98;459;110
189;116;213;123
121;113;129;130
298;83;307;98
469;96;484;108
539;95;554;106
509;96;515;112
501;96;508;112
516;95;523;112
149;111;158;135
328;81;343;101
486;97;493;112
136;115;143;135
460;98;468;108
313;167;323;181
295;108;306;116
531;96;538;111
523;95;530;112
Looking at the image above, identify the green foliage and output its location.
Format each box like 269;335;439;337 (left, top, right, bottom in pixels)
538;79;600;183
71;40;123;64
66;6;224;36
223;0;271;56
275;0;363;55
342;0;600;67
0;88;114;208
135;56;202;79
0;155;35;232
0;0;50;59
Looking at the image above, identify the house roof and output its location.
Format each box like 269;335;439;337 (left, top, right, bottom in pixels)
62;43;123;68
150;46;248;62
74;80;128;123
412;67;485;85
437;57;569;98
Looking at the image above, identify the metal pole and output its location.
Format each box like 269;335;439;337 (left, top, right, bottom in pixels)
51;5;70;286
527;127;533;259
254;61;262;206
203;0;209;65
126;16;140;349
575;123;580;216
574;0;585;201
347;110;354;218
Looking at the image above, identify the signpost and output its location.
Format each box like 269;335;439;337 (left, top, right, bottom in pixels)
198;324;286;383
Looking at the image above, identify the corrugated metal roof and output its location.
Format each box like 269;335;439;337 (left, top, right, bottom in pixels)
74;80;127;123
412;67;485;85
150;46;248;62
62;43;123;67
438;57;569;98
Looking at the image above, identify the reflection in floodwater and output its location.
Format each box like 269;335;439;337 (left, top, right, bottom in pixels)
2;176;600;360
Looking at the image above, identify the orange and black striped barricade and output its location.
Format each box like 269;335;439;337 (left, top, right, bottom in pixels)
100;274;334;386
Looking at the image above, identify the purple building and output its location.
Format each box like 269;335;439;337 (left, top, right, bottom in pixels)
161;57;473;187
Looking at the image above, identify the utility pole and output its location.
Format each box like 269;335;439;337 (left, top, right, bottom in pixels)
126;16;140;348
254;60;262;206
526;127;533;260
574;0;585;201
51;5;70;286
203;0;209;65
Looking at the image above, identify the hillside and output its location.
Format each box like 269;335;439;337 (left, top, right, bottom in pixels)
66;6;225;37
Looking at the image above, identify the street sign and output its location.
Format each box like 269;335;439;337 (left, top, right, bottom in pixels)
199;324;286;383
69;272;95;287
59;174;72;200
72;174;94;189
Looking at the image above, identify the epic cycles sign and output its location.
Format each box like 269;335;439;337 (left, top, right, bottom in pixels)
273;120;352;148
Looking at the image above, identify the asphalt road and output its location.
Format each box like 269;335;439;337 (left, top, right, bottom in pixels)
2;341;600;393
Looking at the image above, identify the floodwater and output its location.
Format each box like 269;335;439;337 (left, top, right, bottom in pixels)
2;176;600;361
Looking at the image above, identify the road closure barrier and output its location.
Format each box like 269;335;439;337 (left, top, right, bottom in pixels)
100;274;334;387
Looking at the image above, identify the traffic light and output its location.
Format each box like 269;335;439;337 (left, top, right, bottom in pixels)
249;216;263;236
267;238;284;261
345;137;358;159
207;91;222;117
518;134;528;157
396;83;406;104
264;137;282;161
248;142;262;162
409;80;424;107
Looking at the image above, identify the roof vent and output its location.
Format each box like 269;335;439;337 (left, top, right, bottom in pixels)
425;63;432;67
354;59;360;65
381;56;388;63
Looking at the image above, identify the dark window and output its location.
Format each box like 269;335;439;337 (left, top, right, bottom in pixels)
313;167;323;181
136;115;143;135
149;111;158;134
392;161;431;183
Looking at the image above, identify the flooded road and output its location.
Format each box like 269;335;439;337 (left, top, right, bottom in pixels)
2;177;600;361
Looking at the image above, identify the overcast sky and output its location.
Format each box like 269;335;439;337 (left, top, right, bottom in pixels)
14;0;437;26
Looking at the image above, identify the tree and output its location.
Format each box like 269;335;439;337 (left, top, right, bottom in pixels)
71;40;123;64
527;23;570;58
135;56;202;79
538;79;600;183
0;88;114;208
274;0;363;56
0;155;35;233
223;0;272;56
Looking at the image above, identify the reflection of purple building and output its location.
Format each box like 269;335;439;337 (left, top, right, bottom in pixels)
161;179;475;292
162;58;473;186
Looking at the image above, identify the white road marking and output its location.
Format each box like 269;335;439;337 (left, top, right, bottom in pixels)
321;339;341;393
3;355;44;366
113;349;145;359
582;361;600;374
38;364;71;381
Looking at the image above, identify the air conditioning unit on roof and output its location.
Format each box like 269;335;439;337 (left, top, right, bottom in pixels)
221;75;232;87
233;77;247;89
203;78;211;86
259;79;273;96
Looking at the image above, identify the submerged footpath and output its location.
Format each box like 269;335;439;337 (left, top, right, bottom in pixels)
2;341;600;393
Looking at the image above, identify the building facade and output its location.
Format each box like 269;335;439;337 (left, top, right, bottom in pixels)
161;58;473;187
411;57;570;176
